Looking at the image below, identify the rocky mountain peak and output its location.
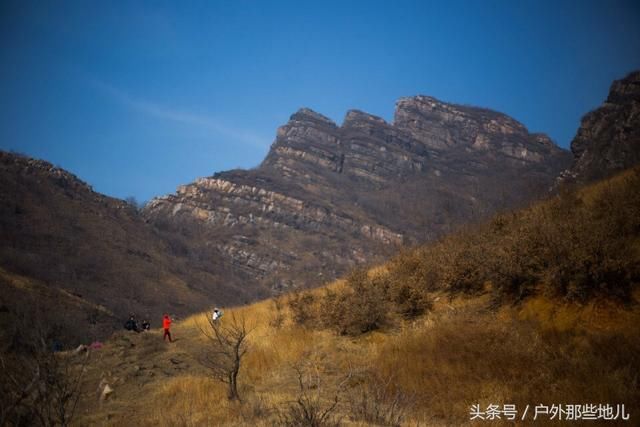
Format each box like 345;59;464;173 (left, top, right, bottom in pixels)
394;95;528;135
342;109;388;128
259;95;570;189
288;108;337;127
392;96;561;164
606;70;640;104
562;70;640;184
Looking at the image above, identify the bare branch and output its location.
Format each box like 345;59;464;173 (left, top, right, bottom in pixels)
195;311;252;401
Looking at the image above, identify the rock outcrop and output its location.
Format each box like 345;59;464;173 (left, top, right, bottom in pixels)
560;70;640;184
144;96;571;292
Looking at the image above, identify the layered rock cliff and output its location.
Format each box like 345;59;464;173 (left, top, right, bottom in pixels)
144;96;571;292
560;70;640;184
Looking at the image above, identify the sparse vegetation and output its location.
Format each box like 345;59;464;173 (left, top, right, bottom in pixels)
65;291;640;426
276;363;348;427
386;167;640;303
346;372;413;427
4;165;639;426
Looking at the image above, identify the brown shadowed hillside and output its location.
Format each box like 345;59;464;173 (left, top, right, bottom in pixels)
0;152;270;345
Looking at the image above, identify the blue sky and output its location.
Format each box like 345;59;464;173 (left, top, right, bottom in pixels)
1;1;639;202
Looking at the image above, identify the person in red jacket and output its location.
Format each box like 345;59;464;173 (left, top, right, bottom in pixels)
162;314;173;342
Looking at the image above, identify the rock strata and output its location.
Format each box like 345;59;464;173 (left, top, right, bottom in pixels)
144;95;571;291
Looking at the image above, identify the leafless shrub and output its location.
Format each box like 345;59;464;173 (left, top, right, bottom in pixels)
276;362;351;427
197;313;252;401
240;395;273;423
346;372;414;427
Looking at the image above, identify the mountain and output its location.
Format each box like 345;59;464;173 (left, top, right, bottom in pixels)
560;70;640;184
0;152;268;344
143;96;571;293
0;95;571;342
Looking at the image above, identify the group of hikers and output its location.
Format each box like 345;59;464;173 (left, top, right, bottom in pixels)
124;308;223;343
123;315;151;333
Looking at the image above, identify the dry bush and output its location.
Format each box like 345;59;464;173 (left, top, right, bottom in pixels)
320;269;389;336
384;271;433;320
536;175;640;300
276;363;350;427
316;267;432;335
287;291;317;326
346;371;414;427
144;376;240;427
239;395;274;424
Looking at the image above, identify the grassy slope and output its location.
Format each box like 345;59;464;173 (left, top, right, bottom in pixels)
70;290;640;426
69;169;640;426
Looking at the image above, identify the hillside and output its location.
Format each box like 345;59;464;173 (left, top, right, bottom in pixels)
0;152;269;344
144;96;570;293
63;292;640;426
5;166;637;426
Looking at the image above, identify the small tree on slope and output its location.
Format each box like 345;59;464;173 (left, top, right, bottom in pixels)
198;313;251;401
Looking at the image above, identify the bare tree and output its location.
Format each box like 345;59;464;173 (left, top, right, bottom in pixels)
197;313;251;401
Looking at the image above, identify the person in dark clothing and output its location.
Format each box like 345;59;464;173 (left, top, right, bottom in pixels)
124;314;139;332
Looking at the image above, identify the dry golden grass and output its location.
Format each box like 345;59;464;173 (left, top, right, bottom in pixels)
69;286;640;426
68;170;640;425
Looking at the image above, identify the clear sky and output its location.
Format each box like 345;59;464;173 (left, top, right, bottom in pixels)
1;1;639;202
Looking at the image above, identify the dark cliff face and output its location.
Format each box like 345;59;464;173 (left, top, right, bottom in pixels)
561;70;640;184
143;96;571;293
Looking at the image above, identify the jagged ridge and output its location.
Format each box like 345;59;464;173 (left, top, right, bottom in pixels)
144;95;571;292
